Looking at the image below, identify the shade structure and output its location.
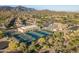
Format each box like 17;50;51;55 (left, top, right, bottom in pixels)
4;31;19;36
14;34;31;43
13;30;52;45
14;34;24;41
26;32;41;39
38;30;52;35
24;34;37;41
29;31;45;37
36;31;49;36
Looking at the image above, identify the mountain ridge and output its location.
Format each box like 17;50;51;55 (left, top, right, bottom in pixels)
0;6;36;12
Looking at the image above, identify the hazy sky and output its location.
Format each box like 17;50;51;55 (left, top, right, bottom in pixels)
23;5;79;12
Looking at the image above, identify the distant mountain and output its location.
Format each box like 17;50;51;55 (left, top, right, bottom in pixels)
0;6;36;12
14;6;35;12
0;6;13;11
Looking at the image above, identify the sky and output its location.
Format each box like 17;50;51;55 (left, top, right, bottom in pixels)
24;5;79;12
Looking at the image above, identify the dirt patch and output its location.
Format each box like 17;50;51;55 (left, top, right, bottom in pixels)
0;41;9;50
